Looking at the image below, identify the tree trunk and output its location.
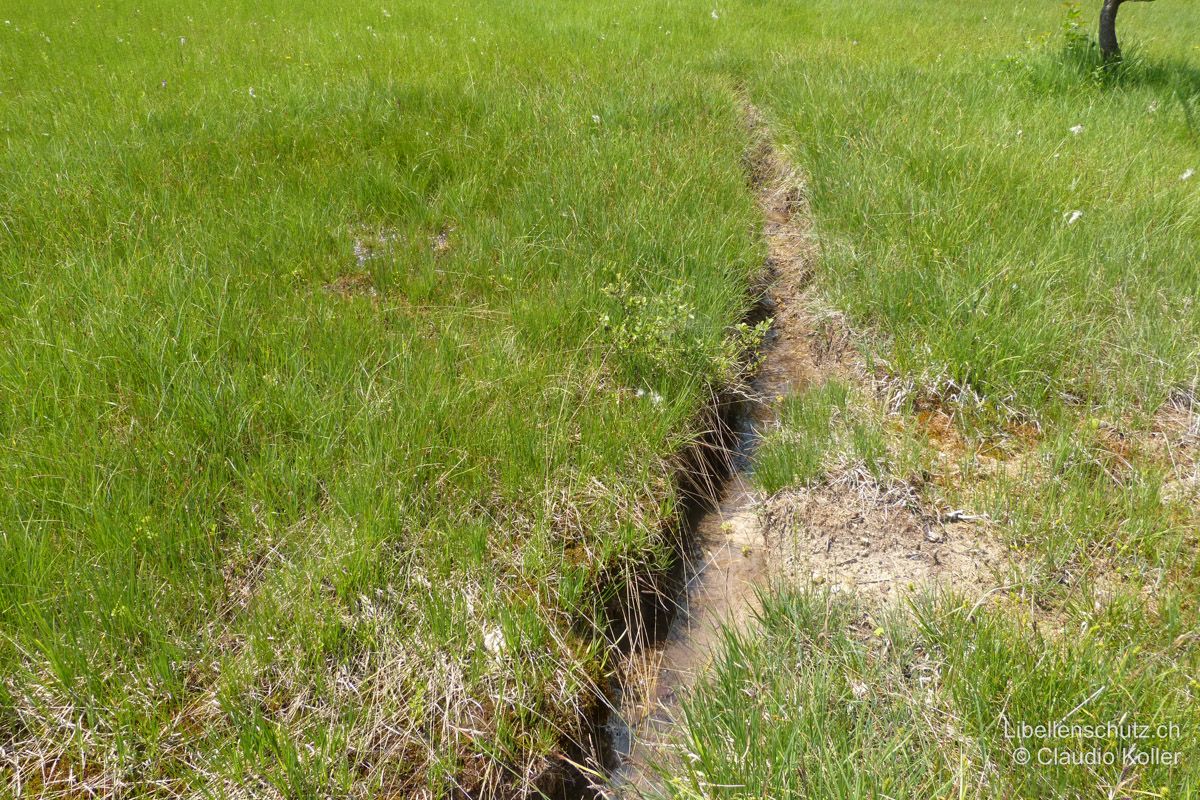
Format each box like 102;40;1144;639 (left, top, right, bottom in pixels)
1099;0;1124;62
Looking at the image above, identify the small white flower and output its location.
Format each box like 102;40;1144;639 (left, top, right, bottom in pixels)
248;86;256;97
711;9;719;19
1069;124;1084;135
591;114;600;124
650;392;663;405
179;36;186;45
1181;168;1195;182
483;626;505;655
1016;129;1023;138
1064;210;1083;225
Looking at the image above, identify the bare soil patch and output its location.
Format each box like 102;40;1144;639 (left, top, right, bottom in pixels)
761;480;1005;600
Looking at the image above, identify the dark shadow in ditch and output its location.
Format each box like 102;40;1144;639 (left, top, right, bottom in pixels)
542;293;778;800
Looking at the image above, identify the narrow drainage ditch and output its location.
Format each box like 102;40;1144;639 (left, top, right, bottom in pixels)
550;101;818;800
606;315;783;797
554;98;1007;800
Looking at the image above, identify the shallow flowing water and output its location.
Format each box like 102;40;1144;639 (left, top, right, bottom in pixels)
605;311;807;795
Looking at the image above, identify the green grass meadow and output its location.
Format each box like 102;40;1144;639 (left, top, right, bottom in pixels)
1;0;1198;797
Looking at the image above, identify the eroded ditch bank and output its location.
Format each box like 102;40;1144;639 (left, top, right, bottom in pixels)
605;102;825;797
544;101;825;799
546;327;760;800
